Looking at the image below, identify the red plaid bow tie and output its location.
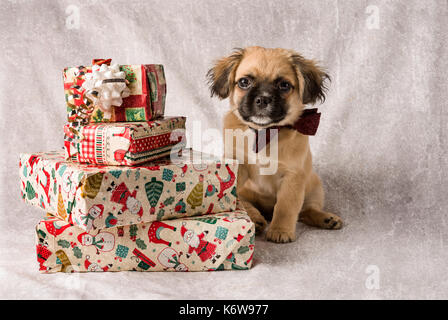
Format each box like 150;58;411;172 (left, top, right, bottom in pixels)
252;108;321;153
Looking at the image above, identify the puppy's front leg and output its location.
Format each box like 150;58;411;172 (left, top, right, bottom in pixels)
266;172;305;243
237;165;268;234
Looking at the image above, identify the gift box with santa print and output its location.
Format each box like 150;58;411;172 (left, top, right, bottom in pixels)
63;59;166;125
36;209;255;273
20;149;239;232
64;116;186;166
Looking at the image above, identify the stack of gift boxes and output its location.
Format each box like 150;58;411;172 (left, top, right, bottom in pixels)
19;59;255;273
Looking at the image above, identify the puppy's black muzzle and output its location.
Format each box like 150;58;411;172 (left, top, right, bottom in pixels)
254;95;272;109
238;80;288;125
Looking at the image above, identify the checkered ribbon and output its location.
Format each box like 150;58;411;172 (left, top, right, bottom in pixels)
77;125;100;163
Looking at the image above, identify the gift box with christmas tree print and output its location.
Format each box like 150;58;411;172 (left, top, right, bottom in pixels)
63;59;166;125
20;149;239;232
35;209;255;273
64;116;186;166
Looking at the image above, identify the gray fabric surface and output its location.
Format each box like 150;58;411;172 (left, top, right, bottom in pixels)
1;0;447;299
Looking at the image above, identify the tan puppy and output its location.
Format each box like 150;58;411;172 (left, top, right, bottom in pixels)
207;46;342;243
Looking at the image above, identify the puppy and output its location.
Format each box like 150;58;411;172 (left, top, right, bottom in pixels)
207;46;342;243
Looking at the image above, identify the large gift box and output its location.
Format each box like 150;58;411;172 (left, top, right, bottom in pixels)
63;60;166;124
36;209;254;273
64;116;186;166
20;150;239;231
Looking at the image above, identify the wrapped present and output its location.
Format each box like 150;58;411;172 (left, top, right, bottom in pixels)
35;209;255;273
20;150;239;231
64;116;186;166
63;59;166;125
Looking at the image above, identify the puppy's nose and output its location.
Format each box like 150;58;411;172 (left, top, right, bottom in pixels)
255;96;272;107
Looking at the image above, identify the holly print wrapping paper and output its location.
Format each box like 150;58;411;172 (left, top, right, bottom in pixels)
36;209;255;273
63;63;166;124
20;150;239;231
64;116;186;166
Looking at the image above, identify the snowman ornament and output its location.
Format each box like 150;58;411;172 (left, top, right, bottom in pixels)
82;63;130;120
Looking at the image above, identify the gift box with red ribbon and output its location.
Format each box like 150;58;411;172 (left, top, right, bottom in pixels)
64;116;186;166
63;59;166;125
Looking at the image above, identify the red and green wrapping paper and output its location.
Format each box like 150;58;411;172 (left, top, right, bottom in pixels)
63;62;166;123
20;150;239;231
64;116;186;166
36;209;255;273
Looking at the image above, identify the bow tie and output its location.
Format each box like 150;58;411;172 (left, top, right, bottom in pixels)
252;108;321;153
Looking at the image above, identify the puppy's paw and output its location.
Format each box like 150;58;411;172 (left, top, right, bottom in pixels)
266;228;296;243
322;213;343;230
252;214;268;235
245;208;268;235
299;209;343;230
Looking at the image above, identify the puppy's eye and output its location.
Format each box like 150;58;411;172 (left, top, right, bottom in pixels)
278;81;292;92
237;77;252;90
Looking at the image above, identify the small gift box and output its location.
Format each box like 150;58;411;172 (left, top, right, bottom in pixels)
64;116;186;166
20;150;239;231
63;59;166;125
35;209;254;273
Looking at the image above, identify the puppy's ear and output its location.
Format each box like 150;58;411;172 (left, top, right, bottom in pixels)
207;48;245;99
290;53;330;105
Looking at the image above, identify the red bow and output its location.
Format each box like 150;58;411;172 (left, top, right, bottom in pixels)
252;108;321;153
92;58;112;66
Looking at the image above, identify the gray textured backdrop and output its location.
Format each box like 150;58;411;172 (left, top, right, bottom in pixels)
1;0;447;299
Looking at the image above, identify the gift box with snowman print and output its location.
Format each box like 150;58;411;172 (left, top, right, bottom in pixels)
36;209;255;273
20;149;239;232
